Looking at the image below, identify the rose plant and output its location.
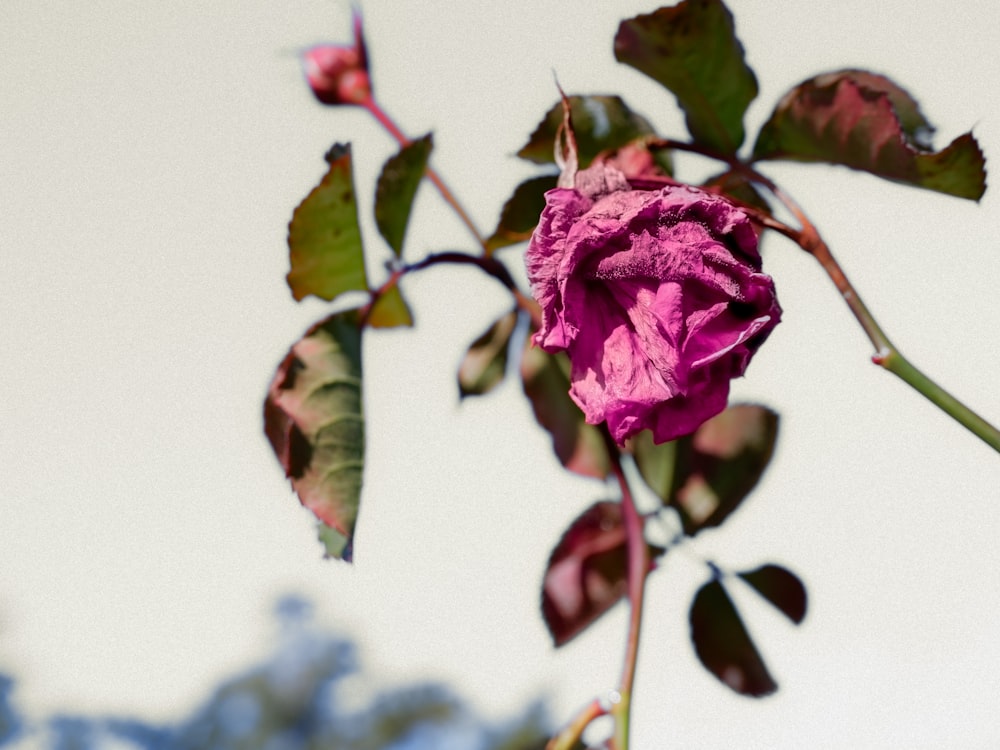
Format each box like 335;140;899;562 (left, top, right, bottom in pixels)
263;1;996;747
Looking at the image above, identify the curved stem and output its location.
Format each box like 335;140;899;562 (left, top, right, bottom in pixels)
360;95;488;252
406;250;516;288
768;182;1000;453
807;233;1000;452
545;699;606;750
359;250;542;331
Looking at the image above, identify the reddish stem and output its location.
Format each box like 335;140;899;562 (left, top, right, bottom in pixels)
360;95;488;252
603;429;649;750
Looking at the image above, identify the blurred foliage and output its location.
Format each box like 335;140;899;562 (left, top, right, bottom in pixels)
0;596;553;750
0;677;21;747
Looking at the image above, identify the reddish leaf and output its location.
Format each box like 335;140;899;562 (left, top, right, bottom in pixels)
615;0;758;154
738;564;807;624
520;345;610;480
834;70;934;144
457;310;518;398
485;175;557;254
690;579;777;697
702;170;772;217
753;70;986;200
264;312;364;561
632;404;778;535
541;502;628;647
595;140;674;181
517;95;655;168
287;144;369;302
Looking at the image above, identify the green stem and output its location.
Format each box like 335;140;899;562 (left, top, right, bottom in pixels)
360;95;488;252
875;348;1000;452
777;190;1000;454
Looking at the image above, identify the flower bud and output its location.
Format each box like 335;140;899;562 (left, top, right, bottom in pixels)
302;12;371;106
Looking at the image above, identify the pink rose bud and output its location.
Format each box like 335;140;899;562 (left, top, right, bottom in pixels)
525;164;781;445
302;12;371;105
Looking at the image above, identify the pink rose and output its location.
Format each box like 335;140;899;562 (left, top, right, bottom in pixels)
302;12;371;106
525;164;780;445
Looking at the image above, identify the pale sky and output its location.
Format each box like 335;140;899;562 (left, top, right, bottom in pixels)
3;1;1000;747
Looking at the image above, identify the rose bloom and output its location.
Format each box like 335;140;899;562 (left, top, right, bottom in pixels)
525;164;781;445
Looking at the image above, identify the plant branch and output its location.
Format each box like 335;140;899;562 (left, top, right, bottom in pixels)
360;95;488;252
766;176;1000;453
544;430;652;750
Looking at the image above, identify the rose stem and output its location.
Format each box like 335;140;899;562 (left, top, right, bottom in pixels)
544;431;649;750
651;138;1000;454
605;429;650;750
767;182;1000;454
360;94;488;252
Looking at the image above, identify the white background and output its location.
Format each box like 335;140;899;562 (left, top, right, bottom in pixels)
3;1;1000;747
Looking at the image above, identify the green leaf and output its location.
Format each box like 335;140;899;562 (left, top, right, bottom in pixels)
374;134;433;257
520;345;610;480
614;0;758;154
738;564;807;625
287;143;369;302
516;95;655;168
264;311;364;562
316;522;352;561
690;578;778;697
457;310;518;398
631;431;678;502
367;285;413;329
485;175;558;254
753;70;987;200
632;404;778;535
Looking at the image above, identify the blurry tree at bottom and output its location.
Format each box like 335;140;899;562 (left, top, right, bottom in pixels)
3;596;570;750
